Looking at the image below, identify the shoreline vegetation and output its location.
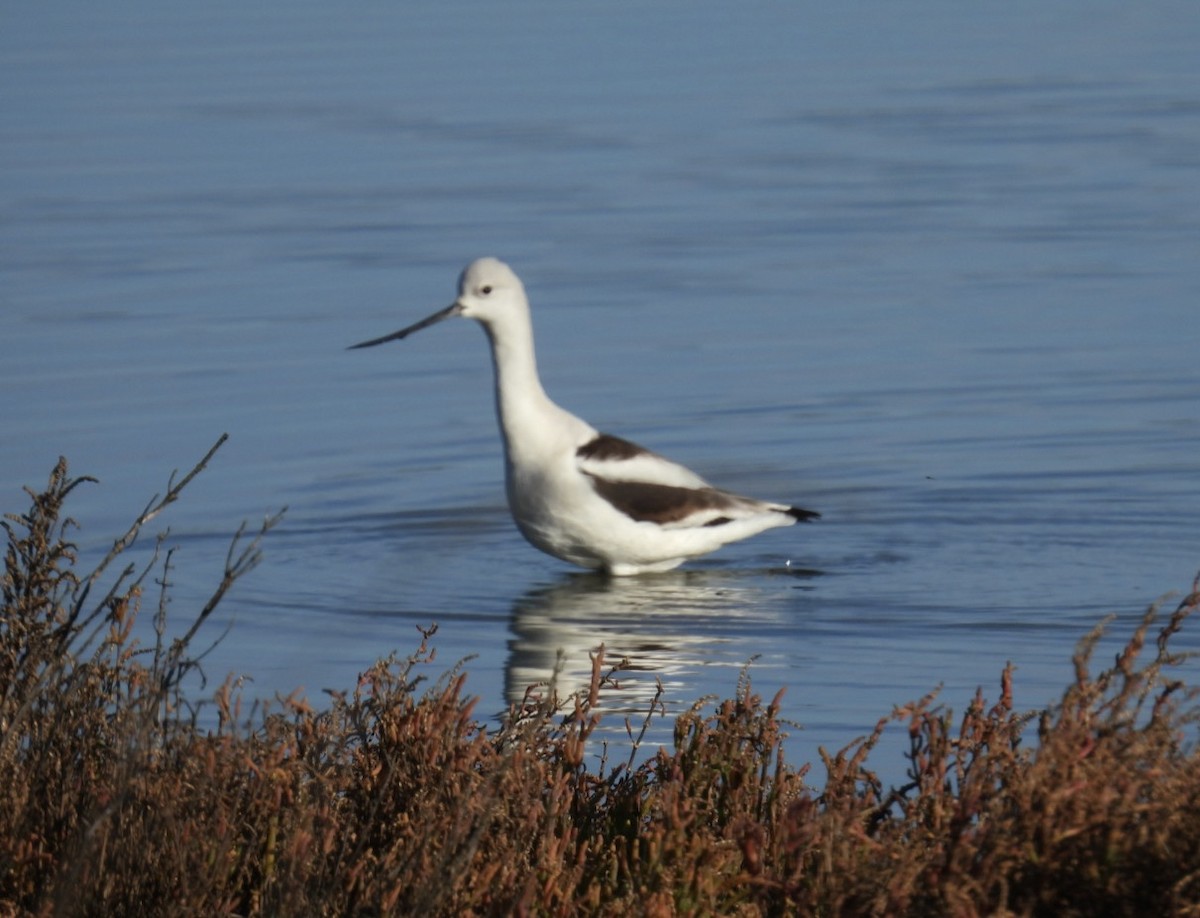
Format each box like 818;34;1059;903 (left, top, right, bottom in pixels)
3;441;1198;916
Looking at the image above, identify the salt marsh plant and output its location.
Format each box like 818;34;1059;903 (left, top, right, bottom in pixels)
2;444;1198;916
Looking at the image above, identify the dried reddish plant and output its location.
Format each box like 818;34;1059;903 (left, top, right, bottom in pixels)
2;452;1198;916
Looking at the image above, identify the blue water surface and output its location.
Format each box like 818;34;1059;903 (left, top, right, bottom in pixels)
3;1;1199;776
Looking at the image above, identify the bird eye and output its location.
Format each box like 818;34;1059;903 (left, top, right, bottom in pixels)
480;285;493;295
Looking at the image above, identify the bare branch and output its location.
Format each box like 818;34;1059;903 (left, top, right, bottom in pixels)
71;434;229;619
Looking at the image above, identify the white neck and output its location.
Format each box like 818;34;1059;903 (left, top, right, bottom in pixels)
482;313;564;462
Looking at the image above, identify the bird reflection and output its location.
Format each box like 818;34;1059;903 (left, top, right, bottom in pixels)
505;565;820;739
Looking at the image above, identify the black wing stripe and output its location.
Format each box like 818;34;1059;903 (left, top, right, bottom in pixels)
576;433;654;462
585;474;738;525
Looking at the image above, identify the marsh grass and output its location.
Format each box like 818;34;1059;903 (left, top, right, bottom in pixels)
2;446;1198;916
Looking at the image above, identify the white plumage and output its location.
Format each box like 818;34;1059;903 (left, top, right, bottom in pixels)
351;257;819;575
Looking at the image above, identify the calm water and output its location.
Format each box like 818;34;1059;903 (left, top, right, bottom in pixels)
3;3;1199;772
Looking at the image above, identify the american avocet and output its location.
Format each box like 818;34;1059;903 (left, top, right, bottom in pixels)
350;258;819;575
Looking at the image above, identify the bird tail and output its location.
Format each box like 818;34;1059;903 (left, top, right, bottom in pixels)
785;506;821;523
